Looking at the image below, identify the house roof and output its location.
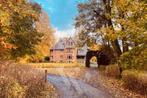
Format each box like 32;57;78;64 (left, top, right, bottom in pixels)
50;39;64;50
51;37;76;50
50;37;88;56
77;44;88;56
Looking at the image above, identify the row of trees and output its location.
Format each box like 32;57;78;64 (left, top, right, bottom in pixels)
0;0;54;62
75;0;146;70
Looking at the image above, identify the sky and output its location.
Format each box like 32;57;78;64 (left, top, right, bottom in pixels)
33;0;87;39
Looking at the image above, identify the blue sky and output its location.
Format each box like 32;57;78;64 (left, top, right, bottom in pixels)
33;0;87;39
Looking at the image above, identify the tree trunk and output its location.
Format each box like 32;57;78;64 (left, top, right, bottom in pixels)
111;40;122;57
103;0;122;58
107;20;122;57
122;38;129;53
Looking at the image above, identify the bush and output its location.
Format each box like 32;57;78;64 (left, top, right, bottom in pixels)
119;45;147;70
99;66;106;71
122;70;147;95
105;64;120;78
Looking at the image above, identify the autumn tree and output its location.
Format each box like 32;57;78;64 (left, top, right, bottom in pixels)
112;0;147;70
75;0;147;70
29;11;55;62
0;0;42;59
75;0;122;57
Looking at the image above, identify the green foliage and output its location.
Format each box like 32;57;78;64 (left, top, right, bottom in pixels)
122;70;147;95
119;45;147;70
30;11;55;63
112;0;147;45
10;13;42;58
0;1;54;61
114;0;147;70
0;0;42;59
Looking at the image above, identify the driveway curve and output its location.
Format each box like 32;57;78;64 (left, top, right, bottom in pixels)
48;74;113;98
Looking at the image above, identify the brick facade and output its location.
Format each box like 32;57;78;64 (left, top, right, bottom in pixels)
50;37;79;63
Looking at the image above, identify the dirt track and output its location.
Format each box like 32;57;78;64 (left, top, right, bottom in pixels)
47;68;113;98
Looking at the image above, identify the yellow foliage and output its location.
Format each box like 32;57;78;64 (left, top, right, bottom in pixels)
100;26;117;41
7;79;25;98
89;44;103;51
90;56;97;62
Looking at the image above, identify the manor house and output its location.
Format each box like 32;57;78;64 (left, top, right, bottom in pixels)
50;37;87;63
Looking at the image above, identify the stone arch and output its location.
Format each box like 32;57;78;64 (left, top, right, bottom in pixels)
85;50;98;67
85;46;116;68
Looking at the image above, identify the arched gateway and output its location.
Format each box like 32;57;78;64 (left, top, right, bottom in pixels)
85;46;116;68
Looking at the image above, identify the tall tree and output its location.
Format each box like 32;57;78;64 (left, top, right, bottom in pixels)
112;0;146;48
0;0;42;59
75;0;146;57
102;0;122;56
112;0;147;70
75;0;147;69
75;0;122;58
29;11;55;62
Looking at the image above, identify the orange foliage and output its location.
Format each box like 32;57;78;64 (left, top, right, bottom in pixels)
0;37;13;49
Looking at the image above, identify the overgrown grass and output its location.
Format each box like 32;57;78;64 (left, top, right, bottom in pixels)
122;70;147;95
28;63;85;68
105;64;120;78
99;63;147;96
0;61;57;98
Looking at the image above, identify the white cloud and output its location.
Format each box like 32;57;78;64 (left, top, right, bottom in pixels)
54;27;75;41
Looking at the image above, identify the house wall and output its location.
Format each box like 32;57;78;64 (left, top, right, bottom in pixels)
50;49;65;62
50;48;77;63
77;58;85;64
50;37;86;63
65;48;77;63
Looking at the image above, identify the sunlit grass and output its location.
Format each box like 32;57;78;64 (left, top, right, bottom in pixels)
28;63;85;68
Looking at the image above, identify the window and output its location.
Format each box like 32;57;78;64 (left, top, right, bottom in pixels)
67;55;72;59
67;49;72;53
67;41;74;46
50;56;53;60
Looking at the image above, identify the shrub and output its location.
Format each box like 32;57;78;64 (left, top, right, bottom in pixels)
105;64;120;78
99;66;106;71
119;45;147;70
122;70;147;95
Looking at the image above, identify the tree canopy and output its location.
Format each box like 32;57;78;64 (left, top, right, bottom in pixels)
28;11;55;62
75;0;147;70
0;0;51;60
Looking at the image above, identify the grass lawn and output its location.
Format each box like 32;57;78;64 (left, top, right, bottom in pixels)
28;63;85;68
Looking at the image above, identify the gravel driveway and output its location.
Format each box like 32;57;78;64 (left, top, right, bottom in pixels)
48;73;113;98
